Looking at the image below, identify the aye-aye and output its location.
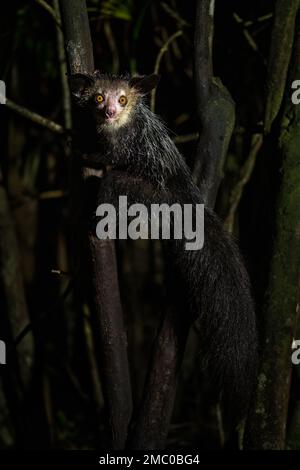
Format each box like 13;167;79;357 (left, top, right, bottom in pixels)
70;71;258;420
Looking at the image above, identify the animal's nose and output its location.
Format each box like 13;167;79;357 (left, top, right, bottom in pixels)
106;107;116;118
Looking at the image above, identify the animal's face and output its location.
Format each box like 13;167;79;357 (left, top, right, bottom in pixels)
70;72;159;132
92;80;133;130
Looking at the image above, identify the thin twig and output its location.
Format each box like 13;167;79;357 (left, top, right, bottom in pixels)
64;362;89;402
83;304;104;412
39;189;67;199
173;132;199;144
161;2;191;27
42;373;54;443
151;30;183;112
243;29;259;52
234;12;273;28
224;133;263;234
53;0;72;130
5;98;64;134
51;269;69;276
34;0;62;29
104;21;120;74
215;403;225;449
233;13;259;52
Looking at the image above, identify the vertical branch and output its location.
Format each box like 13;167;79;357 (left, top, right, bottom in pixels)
244;5;300;449
264;0;299;134
128;0;233;450
59;0;94;75
0;386;13;447
0;166;34;442
193;0;235;208
87;237;133;447
0;167;33;388
128;306;190;449
194;0;214;102
59;0;132;449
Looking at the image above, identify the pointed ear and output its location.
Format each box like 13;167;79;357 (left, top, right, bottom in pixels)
129;74;160;95
69;73;95;98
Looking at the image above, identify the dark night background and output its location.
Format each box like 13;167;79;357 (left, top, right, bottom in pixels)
0;0;299;451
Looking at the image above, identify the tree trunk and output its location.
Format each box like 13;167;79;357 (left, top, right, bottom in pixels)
244;5;300;449
59;0;132;449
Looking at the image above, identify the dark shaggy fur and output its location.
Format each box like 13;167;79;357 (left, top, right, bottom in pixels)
70;72;258;420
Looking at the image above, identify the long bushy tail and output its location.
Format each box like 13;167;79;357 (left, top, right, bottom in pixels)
184;209;258;419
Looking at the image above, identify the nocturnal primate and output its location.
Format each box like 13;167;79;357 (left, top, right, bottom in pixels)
70;71;258;419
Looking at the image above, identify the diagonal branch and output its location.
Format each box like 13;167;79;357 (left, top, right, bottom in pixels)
151;30;183;112
5;98;64;134
224;133;263;234
35;0;61;28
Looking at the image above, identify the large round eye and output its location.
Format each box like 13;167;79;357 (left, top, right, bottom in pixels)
119;95;127;106
96;94;104;103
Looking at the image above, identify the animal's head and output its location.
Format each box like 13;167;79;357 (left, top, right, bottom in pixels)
69;72;159;132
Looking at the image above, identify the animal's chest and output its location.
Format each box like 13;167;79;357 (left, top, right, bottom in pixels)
97;170;157;207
